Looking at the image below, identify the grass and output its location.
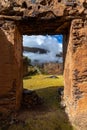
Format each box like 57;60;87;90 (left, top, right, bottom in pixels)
3;74;76;130
23;74;64;108
23;74;64;90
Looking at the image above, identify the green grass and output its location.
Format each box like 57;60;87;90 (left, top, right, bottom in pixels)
7;74;76;130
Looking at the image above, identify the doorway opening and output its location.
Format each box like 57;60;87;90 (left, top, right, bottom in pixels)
20;34;72;130
23;35;64;92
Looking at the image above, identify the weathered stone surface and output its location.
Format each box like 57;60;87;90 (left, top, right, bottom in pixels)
0;0;87;129
0;21;23;114
0;0;86;34
64;19;87;130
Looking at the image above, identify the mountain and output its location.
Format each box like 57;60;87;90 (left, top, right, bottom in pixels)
56;52;63;57
23;46;48;54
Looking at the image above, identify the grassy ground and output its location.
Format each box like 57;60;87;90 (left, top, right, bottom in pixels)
23;74;64;90
3;74;76;130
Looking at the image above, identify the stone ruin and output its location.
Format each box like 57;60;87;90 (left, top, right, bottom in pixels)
0;0;87;129
42;62;63;75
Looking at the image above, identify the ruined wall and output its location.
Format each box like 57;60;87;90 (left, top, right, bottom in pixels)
0;21;23;114
43;62;63;75
63;32;69;69
0;0;87;129
64;19;87;130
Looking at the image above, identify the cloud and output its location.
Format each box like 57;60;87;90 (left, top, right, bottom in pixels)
23;35;63;64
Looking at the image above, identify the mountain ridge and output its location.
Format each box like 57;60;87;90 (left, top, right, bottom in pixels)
23;46;49;54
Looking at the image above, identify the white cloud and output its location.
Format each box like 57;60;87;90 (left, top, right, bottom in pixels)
23;35;63;64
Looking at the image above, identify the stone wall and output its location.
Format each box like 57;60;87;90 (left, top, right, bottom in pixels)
0;0;87;129
64;19;87;130
43;62;63;75
63;33;69;69
0;21;23;114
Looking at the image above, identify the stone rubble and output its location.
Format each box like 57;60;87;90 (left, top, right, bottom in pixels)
22;89;44;108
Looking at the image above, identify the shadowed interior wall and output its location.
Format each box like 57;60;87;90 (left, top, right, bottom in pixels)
63;32;69;69
0;21;23;114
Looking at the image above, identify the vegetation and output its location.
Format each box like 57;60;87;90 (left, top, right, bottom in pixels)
23;75;63;90
1;74;76;130
20;75;75;130
23;56;31;65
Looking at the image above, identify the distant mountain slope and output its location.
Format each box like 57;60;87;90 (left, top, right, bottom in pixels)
56;52;63;57
23;46;48;54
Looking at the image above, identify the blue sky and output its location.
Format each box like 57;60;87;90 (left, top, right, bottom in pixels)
51;35;63;44
23;35;63;64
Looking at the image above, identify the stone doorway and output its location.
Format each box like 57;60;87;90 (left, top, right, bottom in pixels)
22;34;64;107
0;0;87;128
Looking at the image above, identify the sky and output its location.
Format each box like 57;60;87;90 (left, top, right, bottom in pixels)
23;35;63;64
